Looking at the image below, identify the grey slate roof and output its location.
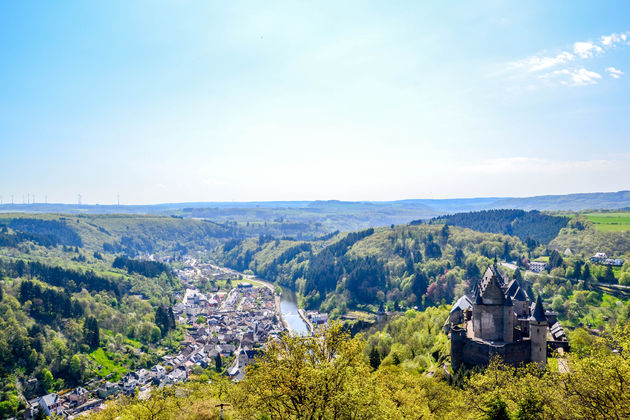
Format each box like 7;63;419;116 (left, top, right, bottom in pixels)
450;295;472;313
531;295;547;322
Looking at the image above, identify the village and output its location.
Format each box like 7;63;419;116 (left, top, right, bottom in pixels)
23;260;323;419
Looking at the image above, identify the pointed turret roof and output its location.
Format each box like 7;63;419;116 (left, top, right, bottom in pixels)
531;295;546;322
513;286;528;302
506;279;519;296
488;265;505;287
505;294;513;306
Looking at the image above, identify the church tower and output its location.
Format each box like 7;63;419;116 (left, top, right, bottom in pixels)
529;295;548;366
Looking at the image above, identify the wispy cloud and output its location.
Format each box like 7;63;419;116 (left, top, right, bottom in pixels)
505;30;629;87
606;67;624;79
544;68;602;86
509;51;575;72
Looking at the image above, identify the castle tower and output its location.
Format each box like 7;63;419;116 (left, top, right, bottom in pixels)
473;267;508;342
529;295;548;366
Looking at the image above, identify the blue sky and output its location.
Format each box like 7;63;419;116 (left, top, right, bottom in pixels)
1;1;629;204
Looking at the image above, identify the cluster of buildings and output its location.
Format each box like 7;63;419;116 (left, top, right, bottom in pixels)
590;252;624;267
25;387;102;419
527;260;548;273
172;284;285;381
21;261;302;419
447;265;569;370
305;310;329;325
23;280;285;419
24;361;193;419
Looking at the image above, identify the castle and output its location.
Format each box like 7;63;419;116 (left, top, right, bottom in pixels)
447;265;568;370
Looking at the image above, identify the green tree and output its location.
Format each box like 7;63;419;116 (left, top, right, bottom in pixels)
549;250;563;269
484;396;510;420
369;346;381;371
83;316;100;349
0;395;18;419
571;260;583;279
215;354;222;372
40;368;54;392
233;322;387;419
514;391;544;420
155;306;171;337
600;265;615;283
69;354;83;383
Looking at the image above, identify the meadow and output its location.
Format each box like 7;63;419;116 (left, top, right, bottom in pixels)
585;212;630;232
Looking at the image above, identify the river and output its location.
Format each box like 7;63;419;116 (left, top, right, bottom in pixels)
279;287;309;335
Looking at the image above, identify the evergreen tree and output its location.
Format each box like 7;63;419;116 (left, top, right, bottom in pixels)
411;270;429;298
582;263;591;281
155;306;171;337
215;354;223;372
168;306;176;330
572;260;583;279
83;316;100;349
439;224;450;244
549;250;563;269
602;265;615;283
484;396;510;420
454;249;465;268
369;347;381;371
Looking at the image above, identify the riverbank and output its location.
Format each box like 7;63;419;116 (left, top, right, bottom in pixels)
298;309;314;333
275;295;290;330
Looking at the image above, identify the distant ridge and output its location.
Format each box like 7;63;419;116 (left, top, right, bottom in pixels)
488;190;630;211
1;190;629;217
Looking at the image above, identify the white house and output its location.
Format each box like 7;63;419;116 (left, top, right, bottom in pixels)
39;393;63;417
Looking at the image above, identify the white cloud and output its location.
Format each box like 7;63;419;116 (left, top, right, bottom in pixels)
543;68;602;86
606;67;624;79
505;30;628;88
573;41;603;58
508;51;574;72
600;32;628;47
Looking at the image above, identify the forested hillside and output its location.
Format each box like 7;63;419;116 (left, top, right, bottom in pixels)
0;216;190;417
430;209;568;244
215;224;529;316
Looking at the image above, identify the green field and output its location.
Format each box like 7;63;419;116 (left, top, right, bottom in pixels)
89;348;128;380
585;212;630;232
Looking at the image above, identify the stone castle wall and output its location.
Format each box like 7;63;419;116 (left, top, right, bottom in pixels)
451;328;531;370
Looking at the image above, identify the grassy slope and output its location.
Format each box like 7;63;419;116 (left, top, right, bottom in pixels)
585;212;630;232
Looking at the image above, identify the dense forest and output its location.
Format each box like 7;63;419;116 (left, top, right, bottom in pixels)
112;256;171;278
215;224;530;315
429;209;568;244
